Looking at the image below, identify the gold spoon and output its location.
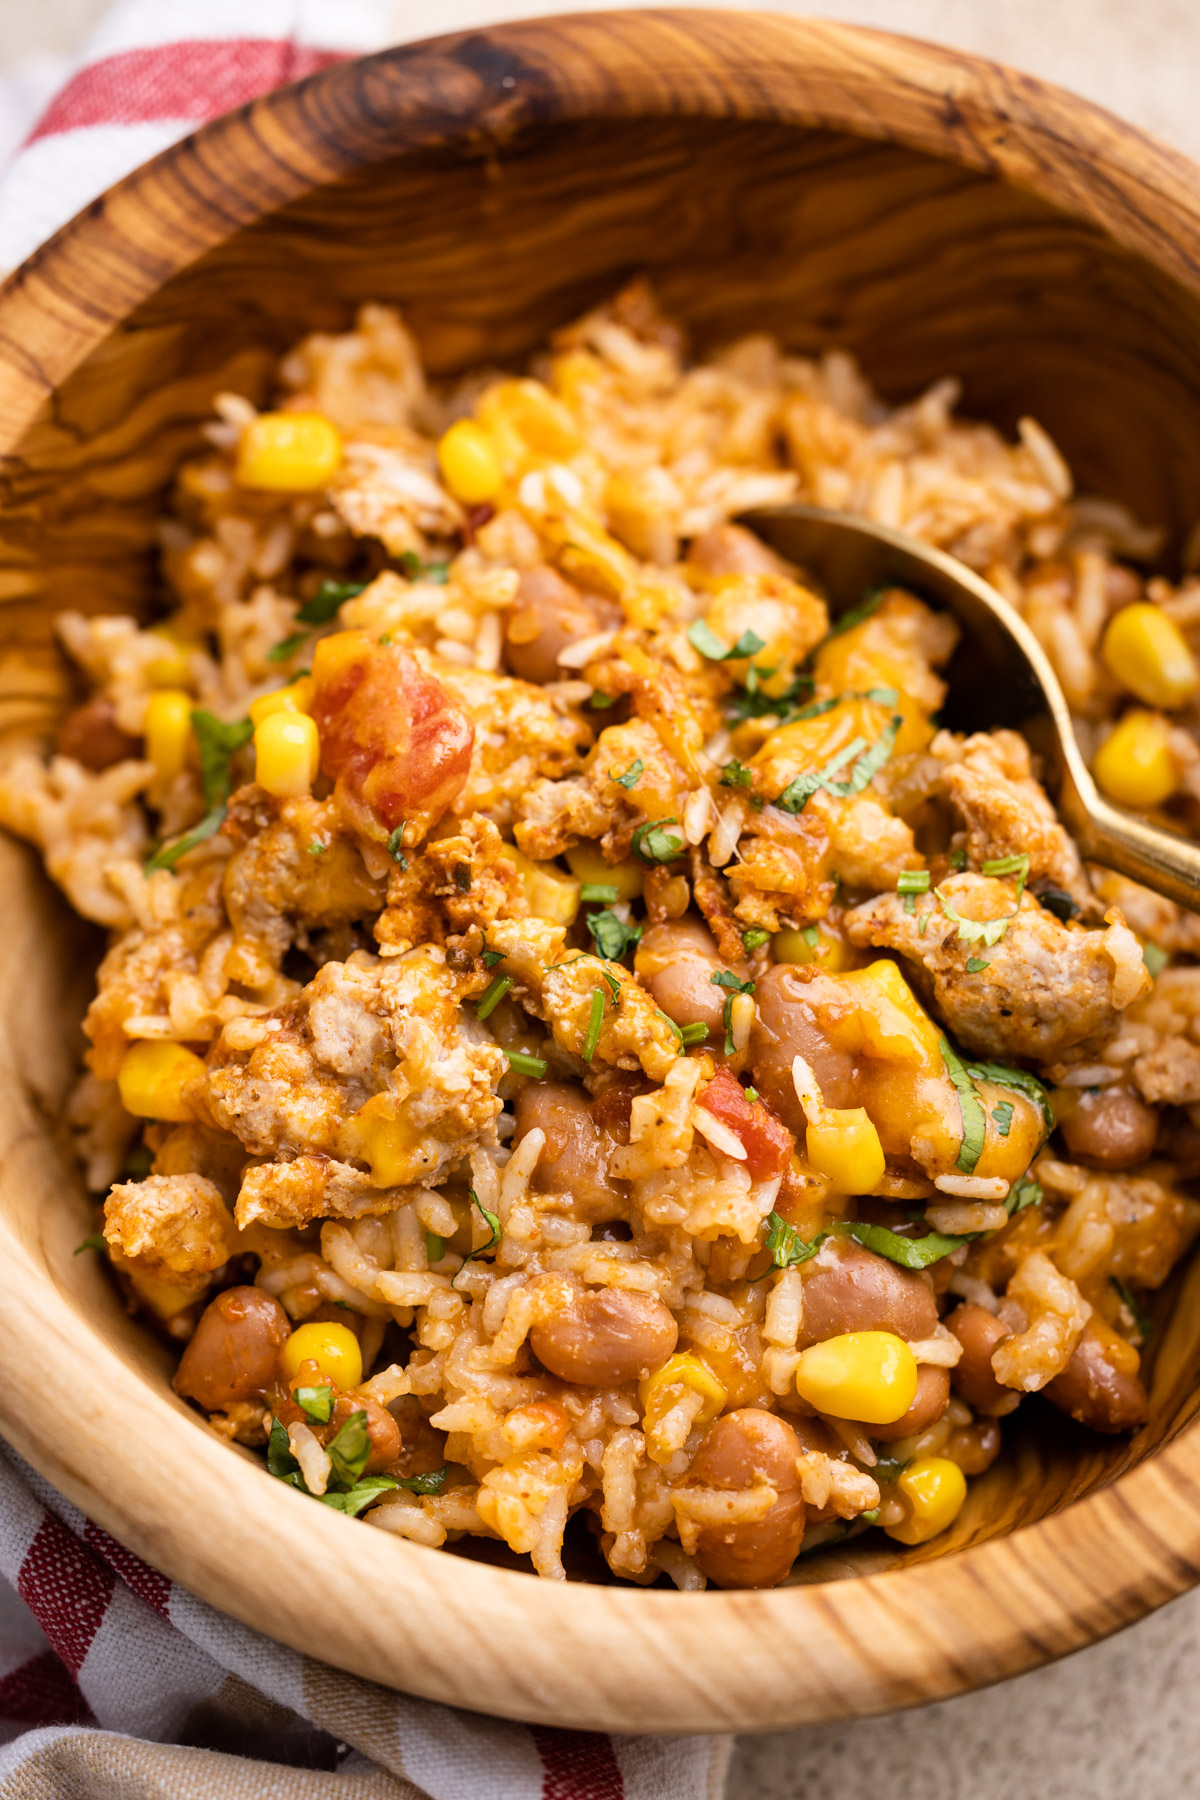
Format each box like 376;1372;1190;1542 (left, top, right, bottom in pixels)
741;503;1200;913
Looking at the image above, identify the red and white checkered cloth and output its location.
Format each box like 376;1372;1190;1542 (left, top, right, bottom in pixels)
0;5;730;1794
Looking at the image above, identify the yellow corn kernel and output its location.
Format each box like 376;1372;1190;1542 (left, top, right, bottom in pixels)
249;677;314;726
338;1092;416;1188
772;921;851;970
311;628;373;690
794;1330;918;1424
883;1455;968;1545
143;689;193;795
477;378;583;460
1101;602;1199;710
500;844;580;926
279;1321;362;1391
565;841;645;902
254;710;320;799
437;419;503;505
1093;709;1180;808
146;626;201;688
117;1040;205;1123
123;1267;199;1321
639;1352;727;1464
236;410;342;492
804;1108;886;1194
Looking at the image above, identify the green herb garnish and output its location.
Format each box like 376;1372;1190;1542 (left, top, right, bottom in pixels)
1005;1174;1043;1215
966;1060;1054;1135
476;974;513;1020
297;578;367;625
506;1051;549;1079
631;817;684;863
825;589;885;638
611;758;645;791
939;1036;986;1175
295;1385;334;1425
74;1232;106;1256
145;708;253;872
1111;1276;1152;1341
774;717;900;814
1143;942;1169;978
587;909;642;961
583;988;606;1062
425;1232;445;1263
761;1212;827;1271
992;1101;1014;1138
680;1022;710;1045
742;928;771;952
965;956;990;973
481;948;506;969
580;883;620;903
719;760;755;789
835;1219;963;1269
266;631;310;663
688;620;766;662
397;1467;450;1495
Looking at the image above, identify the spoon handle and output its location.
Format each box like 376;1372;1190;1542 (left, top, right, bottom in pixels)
1058;766;1200;912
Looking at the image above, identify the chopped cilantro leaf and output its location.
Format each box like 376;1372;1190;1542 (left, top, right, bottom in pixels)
834;1219;963;1269
966;1060;1054;1135
631;817;683;864
295;1385;334;1425
481;948;506;969
590;690;616;709
397;1467;450;1495
267;631;310;663
580;883;620;903
992;1100;1014;1138
939;1036;986;1175
386;824;408;868
719;760;755;789
327;1409;371;1488
1006;1173;1043;1215
74;1232;106;1256
965;955;990;973
587;908;642;961
1144;941;1169;978
948;846;967;871
611;758;645;790
297;578;367;625
687;620;766;661
825;588;886;637
742;928;770;951
318;1476;398;1516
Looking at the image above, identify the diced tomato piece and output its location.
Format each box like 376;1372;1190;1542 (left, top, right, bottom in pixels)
700;1066;794;1180
311;632;473;834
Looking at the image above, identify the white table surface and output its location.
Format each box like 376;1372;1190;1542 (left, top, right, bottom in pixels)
7;2;1200;1793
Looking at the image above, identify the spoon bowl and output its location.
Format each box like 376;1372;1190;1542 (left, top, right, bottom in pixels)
744;503;1200;912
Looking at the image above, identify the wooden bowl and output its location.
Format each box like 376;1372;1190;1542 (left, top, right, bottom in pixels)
3;9;1200;1734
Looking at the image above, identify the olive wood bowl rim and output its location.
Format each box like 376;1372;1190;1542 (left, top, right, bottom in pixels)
0;7;1199;1734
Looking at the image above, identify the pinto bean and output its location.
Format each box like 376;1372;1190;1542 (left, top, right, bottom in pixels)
529;1283;678;1387
503;566;618;685
686;523;789;579
686;1409;806;1589
56;698;141;771
797;1237;937;1349
946;1303;1014;1414
636;918;728;1041
871;1364;951;1442
174;1286;290;1412
750;964;856;1132
513;1081;628;1224
1057;1086;1158;1170
1044;1318;1149;1433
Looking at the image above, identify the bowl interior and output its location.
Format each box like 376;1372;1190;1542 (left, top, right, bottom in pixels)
5;105;1200;1588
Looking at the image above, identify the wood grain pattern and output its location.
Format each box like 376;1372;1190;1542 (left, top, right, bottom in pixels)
1;8;1200;1732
